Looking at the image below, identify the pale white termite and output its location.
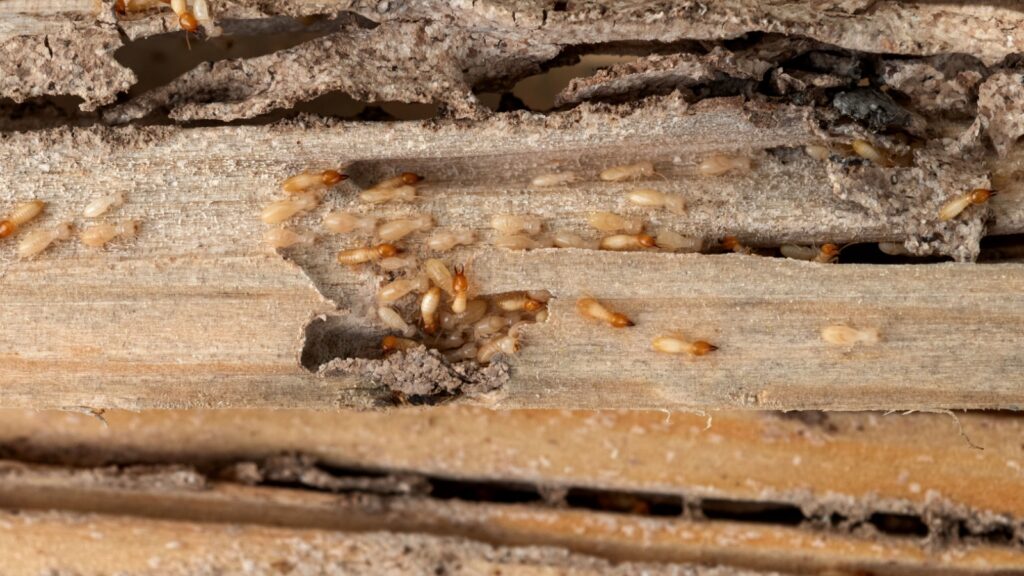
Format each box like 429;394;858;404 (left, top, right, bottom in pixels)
473;315;510;340
805;144;830;161
426;229;475;252
531;172;578;187
851;139;884;163
83;193;126;218
780;244;840;263
377;306;415;337
193;0;221;35
260;193;319;224
377;214;433;242
494;234;548;250
377;274;429;304
552;230;598;250
420;286;442;334
491;214;543;236
878;242;909;256
652;334;718;357
440;299;487;332
377;254;418;271
359;185;417;204
576;297;633;327
281;170;346;194
81;220;140;248
431;332;466;351
337;243;399;266
626;189;686;214
369;172;423;191
169;0;199;32
698;153;751;177
423;258;455;296
939;189;994;222
322;212;377;235
18;221;72;259
444;342;478;362
821;324;880;346
0;200;45;238
599;233;657;251
656;230;702;253
600;161;655;182
477;334;519;363
263;226;314;249
586;211;643;234
495;293;545;313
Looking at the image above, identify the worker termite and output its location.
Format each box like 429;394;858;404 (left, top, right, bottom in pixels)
805;144;831;161
877;241;910;256
496;293;545;313
452;265;469;313
18;221;72;259
698;153;752;177
378;254;418;271
491;214;543;236
378;274;429;304
360;185;417;204
477;334;519;364
444;342;478;362
939;189;995;221
423;258;455;296
440;299;488;332
263;226;314;249
656;230;702;253
377;214;433;242
780;243;840;263
0;200;45;239
494;234;548;250
377;306;416;337
83;193;125;218
851;139;885;164
586;212;643;234
652;334;718;357
322;212;377;235
420;286;442;334
626;189;686;214
193;0;220;35
721;236;753;255
821;324;880;346
81;220;140;248
430;332;466;351
576;297;633;328
337;243;399;266
370;172;423;190
426;229;475;252
600;161;656;182
281;170;347;194
381;335;419;352
473;315;511;340
552;230;598;250
599;233;657;251
531;172;578;187
260;192;318;225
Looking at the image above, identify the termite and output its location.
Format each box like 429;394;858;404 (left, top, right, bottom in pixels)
821;324;880;346
440;299;487;332
377;306;415;337
420;286;442;334
359;185;417;204
377;214;433;242
378;274;429;304
652;334;718;357
115;0;169;14
721;236;753;255
491;214;543;236
170;0;198;31
281;170;347;194
698;153;752;177
378;254;417;271
370;172;423;190
656;230;702;253
423;258;455;296
444;342;478;362
193;0;220;34
552;230;598;250
494;234;547;250
531;172;578;187
473;315;510;340
576;297;633;328
81;220;140;248
877;241;909;256
336;243;399;266
626;189;686;214
322;211;377;234
805;144;830;161
939;188;995;221
600;161;656;182
426;229;475;252
260;192;318;224
452;265;469;313
18;221;72;259
263;226;314;249
780;243;840;263
586;212;643;234
851;139;884;164
496;293;545;313
83;192;125;218
0;200;45;239
477;334;519;363
431;332;466;351
599;233;657;251
381;335;419;352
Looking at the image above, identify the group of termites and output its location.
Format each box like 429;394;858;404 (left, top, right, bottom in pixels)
0;194;137;259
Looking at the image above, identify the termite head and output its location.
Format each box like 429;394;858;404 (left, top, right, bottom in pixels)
401;172;423;185
523;299;544;313
114;0;127;14
970;188;995;204
453;266;468;293
179;11;199;32
610;313;634;328
322;170;348;186
691;341;718;356
821;243;840;258
381;335;400;352
721;236;739;251
0;220;14;238
638;234;657;248
376;243;399;258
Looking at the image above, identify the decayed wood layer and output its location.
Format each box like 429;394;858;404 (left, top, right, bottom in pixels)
3;408;1023;526
1;100;1023;411
0;463;1021;575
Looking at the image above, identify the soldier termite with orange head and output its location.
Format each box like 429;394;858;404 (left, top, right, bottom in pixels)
81;220;141;248
600;161;656;182
377;214;433;242
337;243;399;266
426;229;475;252
652;334;718;357
420;287;442;334
780;243;840;263
263;226;314;249
821;324;880;346
83;193;125;218
323;212;377;235
626;189;686;215
0;200;45;239
600;233;657;251
18;221;72;259
531;172;578;187
281;170;347;194
381;335;419;353
587;211;642;234
452;265;469;313
939;189;995;221
491;214;543;236
698;153;752;177
577;297;633;328
260;192;318;225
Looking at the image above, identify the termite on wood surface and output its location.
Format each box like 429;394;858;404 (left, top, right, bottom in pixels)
377;275;429;304
377;306;415;337
939;189;994;221
382;335;419;352
656;230;702;253
426;229;475;252
323;212;377;235
587;212;642;234
552;230;598;250
83;193;125;218
0;200;45;239
370;172;423;190
780;244;840;263
599;233;657;251
577;297;633;328
698;153;751;177
281;170;347;194
531;172;578;187
496;293;545;313
423;259;455;296
477;334;519;364
491;214;543;236
420;287;442;334
652;334;718;357
360;185;417;204
600;161;656;182
337;243;399;266
377;214;433;242
263;226;314;249
260;193;318;224
81;220;140;248
821;324;880;346
494;234;548;250
626;189;686;214
18;221;72;259
452;265;469;313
